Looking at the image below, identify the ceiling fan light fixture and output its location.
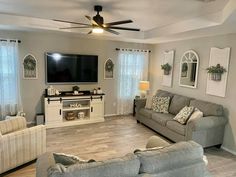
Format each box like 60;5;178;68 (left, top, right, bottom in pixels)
92;27;104;34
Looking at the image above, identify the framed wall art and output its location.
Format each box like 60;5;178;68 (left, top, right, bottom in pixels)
23;54;38;79
206;47;230;97
104;58;114;79
161;50;175;87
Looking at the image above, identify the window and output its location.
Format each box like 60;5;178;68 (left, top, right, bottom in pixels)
0;40;22;119
117;50;149;115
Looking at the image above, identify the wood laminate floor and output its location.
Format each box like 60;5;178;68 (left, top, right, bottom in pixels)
2;116;236;177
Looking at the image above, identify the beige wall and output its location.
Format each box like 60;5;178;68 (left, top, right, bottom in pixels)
150;34;236;153
0;30;152;122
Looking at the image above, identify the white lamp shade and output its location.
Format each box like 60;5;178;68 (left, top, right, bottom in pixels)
139;81;150;91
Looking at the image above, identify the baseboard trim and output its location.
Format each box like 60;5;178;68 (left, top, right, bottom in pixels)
104;114;118;117
221;146;236;155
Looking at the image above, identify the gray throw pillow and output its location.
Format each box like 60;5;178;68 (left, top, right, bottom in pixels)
173;106;194;124
151;96;170;113
53;153;95;166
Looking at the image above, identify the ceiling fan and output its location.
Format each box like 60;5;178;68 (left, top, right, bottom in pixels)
53;5;140;35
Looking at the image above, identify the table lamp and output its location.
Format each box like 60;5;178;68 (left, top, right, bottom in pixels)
139;81;150;98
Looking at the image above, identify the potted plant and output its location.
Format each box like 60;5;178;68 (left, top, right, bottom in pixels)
161;63;172;75
206;64;226;81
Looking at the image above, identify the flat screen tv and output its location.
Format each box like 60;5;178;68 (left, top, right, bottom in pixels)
46;52;98;83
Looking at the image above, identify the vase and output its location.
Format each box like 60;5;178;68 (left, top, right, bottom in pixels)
211;73;221;81
164;70;170;75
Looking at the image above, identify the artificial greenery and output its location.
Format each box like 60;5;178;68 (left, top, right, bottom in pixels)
161;63;172;71
105;60;114;72
23;55;36;70
206;64;226;74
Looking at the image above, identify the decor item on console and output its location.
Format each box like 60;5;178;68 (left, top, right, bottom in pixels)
73;86;80;91
104;59;114;79
23;54;38;79
97;87;103;94
206;64;226;81
206;47;230;97
78;112;85;119
47;86;59;96
65;112;76;121
161;63;172;75
179;50;199;88
139;81;150;98
135;89;227;148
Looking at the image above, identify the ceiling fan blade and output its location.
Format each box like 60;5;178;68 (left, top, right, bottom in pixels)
103;28;119;35
53;19;90;26
104;20;133;27
85;15;92;21
108;26;140;31
60;26;92;29
88;30;93;34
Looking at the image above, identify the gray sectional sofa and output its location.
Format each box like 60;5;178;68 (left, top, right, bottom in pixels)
36;140;210;177
135;90;227;148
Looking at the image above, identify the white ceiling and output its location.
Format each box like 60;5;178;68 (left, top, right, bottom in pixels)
0;0;235;43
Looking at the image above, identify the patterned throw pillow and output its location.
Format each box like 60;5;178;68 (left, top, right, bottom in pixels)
151;96;170;113
173;106;195;124
53;153;95;166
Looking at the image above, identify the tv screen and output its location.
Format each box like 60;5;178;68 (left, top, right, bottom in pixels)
46;53;98;83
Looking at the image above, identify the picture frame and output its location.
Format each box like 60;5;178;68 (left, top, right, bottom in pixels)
104;58;114;79
23;54;38;79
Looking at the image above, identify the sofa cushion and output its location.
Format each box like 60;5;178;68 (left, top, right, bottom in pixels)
169;95;192;115
135;141;203;174
48;153;140;177
156;90;174;99
166;120;186;135
139;108;153;118
151;113;175;126
190;99;224;117
152;96;170;113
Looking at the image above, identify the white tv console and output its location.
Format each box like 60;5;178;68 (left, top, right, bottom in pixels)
44;93;105;128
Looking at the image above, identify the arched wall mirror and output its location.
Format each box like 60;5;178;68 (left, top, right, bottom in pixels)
179;50;199;88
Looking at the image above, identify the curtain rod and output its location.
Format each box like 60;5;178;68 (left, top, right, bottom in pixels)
0;39;21;43
116;48;151;53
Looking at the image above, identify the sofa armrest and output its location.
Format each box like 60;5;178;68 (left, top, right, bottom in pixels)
36;152;56;177
0;116;27;135
135;98;146;112
0;125;46;174
187;116;227;131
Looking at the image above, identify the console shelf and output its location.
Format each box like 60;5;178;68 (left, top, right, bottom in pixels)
44;94;105;128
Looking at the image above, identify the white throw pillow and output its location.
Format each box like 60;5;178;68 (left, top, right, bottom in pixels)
188;108;203;122
173;106;194;124
145;94;152;109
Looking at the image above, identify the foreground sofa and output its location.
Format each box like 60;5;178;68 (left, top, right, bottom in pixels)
36;140;210;177
0;116;46;174
135;90;227;148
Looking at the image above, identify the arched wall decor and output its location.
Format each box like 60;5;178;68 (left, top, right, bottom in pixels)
104;58;114;79
179;50;199;88
23;54;38;79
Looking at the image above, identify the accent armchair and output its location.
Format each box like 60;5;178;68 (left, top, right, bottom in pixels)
0;116;46;174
